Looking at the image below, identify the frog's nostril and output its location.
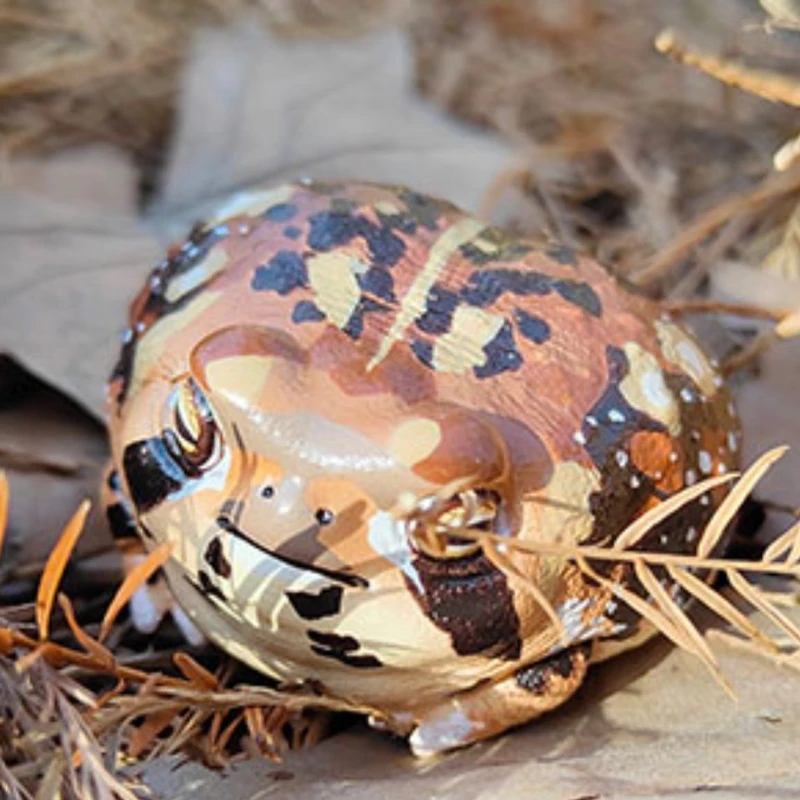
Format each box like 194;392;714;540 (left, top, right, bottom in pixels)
315;508;334;526
261;485;275;499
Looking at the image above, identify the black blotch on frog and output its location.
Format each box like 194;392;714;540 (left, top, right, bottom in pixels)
121;437;186;514
204;537;232;579
516;642;591;694
287;586;343;620
106;501;138;540
262;202;298;222
307;209;406;268
185;570;227;604
306;630;383;668
460;267;602;318
252;250;307;295
474;320;523;379
407;550;522;660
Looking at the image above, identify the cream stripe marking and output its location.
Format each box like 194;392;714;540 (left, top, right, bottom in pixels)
367;218;486;371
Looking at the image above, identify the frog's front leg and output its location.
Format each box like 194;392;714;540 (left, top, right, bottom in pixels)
102;463;205;645
405;642;592;757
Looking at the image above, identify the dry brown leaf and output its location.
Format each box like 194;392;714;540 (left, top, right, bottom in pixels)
0;379;111;584
698;447;788;558
151;26;510;235
0;28;509;419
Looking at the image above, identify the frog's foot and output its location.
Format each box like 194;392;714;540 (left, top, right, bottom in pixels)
103;464;205;646
407;642;591;757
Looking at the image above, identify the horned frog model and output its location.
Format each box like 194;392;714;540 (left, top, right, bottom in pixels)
104;181;740;756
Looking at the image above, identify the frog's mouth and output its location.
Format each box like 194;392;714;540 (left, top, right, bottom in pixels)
215;513;368;588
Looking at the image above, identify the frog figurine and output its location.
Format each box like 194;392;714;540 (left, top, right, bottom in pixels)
103;180;740;756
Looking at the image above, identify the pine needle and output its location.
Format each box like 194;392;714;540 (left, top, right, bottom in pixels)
698;447;788;558
36;500;90;642
614;473;737;550
666;564;780;655
633;557;734;697
577;557;691;653
459;447;800;693
726;570;800;648
57;594;116;672
173;652;218;690
655;28;800;106
763;520;800;562
98;542;173;642
483;539;568;646
775;306;800;339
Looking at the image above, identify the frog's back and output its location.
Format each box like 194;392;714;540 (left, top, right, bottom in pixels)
109;181;739;529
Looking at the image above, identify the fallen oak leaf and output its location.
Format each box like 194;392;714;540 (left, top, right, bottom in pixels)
0;29;509;420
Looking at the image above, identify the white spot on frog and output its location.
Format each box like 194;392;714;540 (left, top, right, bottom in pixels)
557;597;593;642
620;342;680;434
698;450;713;475
409;707;483;757
655;319;719;397
207;185;295;226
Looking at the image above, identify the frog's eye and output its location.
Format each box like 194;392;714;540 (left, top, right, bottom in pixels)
408;489;499;561
164;379;221;475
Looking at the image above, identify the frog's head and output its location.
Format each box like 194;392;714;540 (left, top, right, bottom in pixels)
118;326;547;702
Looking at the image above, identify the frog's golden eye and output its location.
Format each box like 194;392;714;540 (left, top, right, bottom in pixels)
408;489;499;560
164;379;221;475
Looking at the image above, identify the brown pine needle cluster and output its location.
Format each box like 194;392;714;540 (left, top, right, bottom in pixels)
0;480;339;797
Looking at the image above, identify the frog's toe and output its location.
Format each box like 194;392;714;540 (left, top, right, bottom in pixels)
125;553;206;646
170;604;206;646
408;642;592;757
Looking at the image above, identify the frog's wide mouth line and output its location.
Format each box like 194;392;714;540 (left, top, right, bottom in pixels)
215;513;369;588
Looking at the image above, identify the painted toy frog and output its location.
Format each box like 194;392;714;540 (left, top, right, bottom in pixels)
103;181;740;756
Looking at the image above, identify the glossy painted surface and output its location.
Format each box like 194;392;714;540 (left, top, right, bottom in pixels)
105;181;740;754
